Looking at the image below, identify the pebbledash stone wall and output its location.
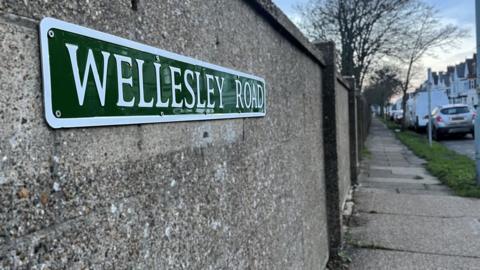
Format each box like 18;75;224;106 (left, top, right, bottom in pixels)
0;0;357;269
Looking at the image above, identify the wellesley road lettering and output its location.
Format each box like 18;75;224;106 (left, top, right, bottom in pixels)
40;18;266;128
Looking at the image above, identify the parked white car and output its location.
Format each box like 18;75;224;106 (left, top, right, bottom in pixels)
392;109;404;123
431;104;475;140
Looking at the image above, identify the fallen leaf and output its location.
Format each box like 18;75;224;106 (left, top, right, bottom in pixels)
17;187;29;199
40;192;49;206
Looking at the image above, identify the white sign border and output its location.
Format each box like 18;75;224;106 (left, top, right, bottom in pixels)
39;17;266;128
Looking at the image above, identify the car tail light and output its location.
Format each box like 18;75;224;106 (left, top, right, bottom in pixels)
435;115;443;122
473;112;477;120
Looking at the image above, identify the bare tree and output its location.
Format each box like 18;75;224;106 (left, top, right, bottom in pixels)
297;0;418;90
395;5;467;128
364;66;403;116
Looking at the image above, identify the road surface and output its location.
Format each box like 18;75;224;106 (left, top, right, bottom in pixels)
439;134;475;160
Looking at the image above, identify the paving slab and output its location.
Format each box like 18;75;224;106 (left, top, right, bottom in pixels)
365;177;441;185
385;161;412;167
389;155;409;158
367;161;392;166
355;190;480;217
367;169;417;179
359;186;453;196
359;181;443;190
350;118;480;269
369;166;429;176
359;182;423;190
405;156;426;165
350;213;480;258
392;188;453;196
349;249;480;270
383;146;405;151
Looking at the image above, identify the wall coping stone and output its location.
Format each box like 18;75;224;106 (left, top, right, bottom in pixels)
249;0;352;88
247;0;327;67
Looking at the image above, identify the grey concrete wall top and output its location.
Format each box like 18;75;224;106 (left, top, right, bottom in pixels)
0;0;331;269
252;1;354;88
247;0;326;66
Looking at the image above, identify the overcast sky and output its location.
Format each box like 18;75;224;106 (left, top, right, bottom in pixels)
272;0;476;84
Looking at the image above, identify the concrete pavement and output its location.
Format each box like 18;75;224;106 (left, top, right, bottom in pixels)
348;118;480;269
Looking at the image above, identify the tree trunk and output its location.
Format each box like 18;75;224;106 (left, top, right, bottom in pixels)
401;58;414;130
341;47;355;77
401;92;408;129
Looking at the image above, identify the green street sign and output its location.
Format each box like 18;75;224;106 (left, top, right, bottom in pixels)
39;18;266;128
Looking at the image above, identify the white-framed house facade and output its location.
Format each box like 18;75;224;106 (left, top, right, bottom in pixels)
449;54;477;107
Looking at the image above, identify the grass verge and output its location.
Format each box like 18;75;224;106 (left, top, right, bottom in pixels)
379;117;480;198
361;147;372;159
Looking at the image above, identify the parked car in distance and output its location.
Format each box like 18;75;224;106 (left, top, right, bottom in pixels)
389;99;403;123
392;110;404;123
430;104;475;140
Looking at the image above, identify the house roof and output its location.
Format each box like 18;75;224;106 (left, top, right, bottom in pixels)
445;66;455;86
447;66;455;74
438;71;451;87
456;63;466;78
465;54;476;78
432;72;438;85
421;54;477;90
